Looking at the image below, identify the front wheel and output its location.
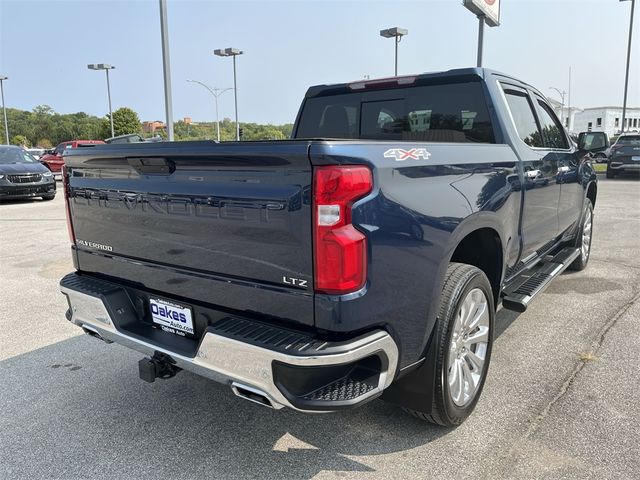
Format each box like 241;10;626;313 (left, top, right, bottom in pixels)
606;167;616;179
404;263;494;426
42;194;56;201
568;199;593;271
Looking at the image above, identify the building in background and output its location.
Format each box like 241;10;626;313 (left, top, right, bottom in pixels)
142;120;166;134
571;107;640;137
547;99;640;137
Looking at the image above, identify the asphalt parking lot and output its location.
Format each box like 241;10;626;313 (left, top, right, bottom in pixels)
1;177;639;479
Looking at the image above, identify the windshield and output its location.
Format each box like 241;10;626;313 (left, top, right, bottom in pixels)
615;135;640;146
0;148;38;164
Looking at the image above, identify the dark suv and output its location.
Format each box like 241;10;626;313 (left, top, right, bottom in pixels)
607;134;640;178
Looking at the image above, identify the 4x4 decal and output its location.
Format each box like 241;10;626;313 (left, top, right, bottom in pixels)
383;148;431;161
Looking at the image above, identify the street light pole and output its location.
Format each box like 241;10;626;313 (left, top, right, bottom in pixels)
477;16;485;67
620;0;636;133
214;48;243;141
105;69;114;137
380;27;408;76
567;66;572;130
87;64;116;138
186;80;232;142
159;0;174;141
549;87;567;127
0;76;9;145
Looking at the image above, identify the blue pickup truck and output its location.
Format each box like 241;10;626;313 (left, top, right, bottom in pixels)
59;68;606;426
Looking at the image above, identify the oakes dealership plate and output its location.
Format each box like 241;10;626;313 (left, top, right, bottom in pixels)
149;297;194;337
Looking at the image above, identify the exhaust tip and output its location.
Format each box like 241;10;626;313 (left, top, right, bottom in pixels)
81;325;113;344
231;382;274;409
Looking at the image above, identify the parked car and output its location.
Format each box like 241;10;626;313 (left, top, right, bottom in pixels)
606;133;640;178
39;140;105;176
59;68;600;427
25;147;45;160
105;134;145;144
0;146;56;201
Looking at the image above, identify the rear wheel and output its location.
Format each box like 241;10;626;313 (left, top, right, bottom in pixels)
403;263;494;426
568;199;593;271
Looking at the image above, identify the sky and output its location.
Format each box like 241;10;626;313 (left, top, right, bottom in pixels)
0;0;638;125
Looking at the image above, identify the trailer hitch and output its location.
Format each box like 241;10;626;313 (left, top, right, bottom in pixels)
138;352;182;383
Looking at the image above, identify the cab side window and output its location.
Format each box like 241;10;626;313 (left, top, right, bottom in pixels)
54;144;66;156
535;99;569;149
503;88;543;148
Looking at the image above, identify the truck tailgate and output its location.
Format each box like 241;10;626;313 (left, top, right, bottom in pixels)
64;141;314;326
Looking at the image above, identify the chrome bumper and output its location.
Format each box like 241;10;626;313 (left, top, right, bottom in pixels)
609;162;640;170
61;278;399;412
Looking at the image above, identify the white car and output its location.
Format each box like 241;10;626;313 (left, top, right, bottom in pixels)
25;148;45;160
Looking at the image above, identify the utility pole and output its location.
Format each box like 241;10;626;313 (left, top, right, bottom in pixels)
159;0;174;140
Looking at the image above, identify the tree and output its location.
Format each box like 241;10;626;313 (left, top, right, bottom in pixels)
102;107;142;138
11;134;30;147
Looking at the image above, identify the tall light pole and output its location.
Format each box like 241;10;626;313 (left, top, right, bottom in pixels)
187;80;232;142
620;0;636;133
87;64;115;138
214;48;243;141
159;0;174;141
380;27;408;76
549;87;567;126
0;76;8;144
567;66;572;130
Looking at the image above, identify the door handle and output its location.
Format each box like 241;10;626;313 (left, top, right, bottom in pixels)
524;169;541;179
557;166;570;174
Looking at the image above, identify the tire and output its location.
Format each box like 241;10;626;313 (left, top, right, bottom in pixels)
42;194;56;201
606;167;616;179
568;199;593;271
403;263;494;426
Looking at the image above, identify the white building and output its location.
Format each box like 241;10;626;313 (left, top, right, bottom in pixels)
547;98;640;137
571;107;640;137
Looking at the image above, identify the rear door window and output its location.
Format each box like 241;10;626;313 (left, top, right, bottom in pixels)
503;88;543;148
296;81;496;143
534;97;569;149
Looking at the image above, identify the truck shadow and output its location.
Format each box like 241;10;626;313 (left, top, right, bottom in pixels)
1;335;453;479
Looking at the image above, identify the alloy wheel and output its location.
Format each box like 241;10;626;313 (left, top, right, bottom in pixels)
447;288;490;407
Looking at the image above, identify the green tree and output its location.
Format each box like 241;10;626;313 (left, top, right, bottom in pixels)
102;107;142;138
11;134;30;147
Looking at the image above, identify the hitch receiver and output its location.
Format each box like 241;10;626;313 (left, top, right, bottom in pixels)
138;352;182;383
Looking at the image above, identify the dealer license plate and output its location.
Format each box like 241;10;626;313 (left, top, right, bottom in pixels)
149;298;194;337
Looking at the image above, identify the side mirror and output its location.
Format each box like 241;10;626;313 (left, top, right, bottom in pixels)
578;131;610;152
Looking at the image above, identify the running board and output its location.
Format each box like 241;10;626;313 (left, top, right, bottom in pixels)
501;247;580;313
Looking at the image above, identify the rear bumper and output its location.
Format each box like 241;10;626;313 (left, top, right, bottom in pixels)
609;161;640;171
60;272;398;412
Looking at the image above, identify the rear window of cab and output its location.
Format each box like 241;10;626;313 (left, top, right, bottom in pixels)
295;81;496;144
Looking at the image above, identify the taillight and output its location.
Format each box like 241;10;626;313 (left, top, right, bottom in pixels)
61;164;75;245
313;166;372;294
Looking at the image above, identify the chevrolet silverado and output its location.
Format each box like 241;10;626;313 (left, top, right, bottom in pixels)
59;68;604;426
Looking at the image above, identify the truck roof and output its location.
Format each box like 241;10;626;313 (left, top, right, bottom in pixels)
305;67;538;99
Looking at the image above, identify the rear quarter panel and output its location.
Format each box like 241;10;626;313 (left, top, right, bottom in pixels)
310;141;521;367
